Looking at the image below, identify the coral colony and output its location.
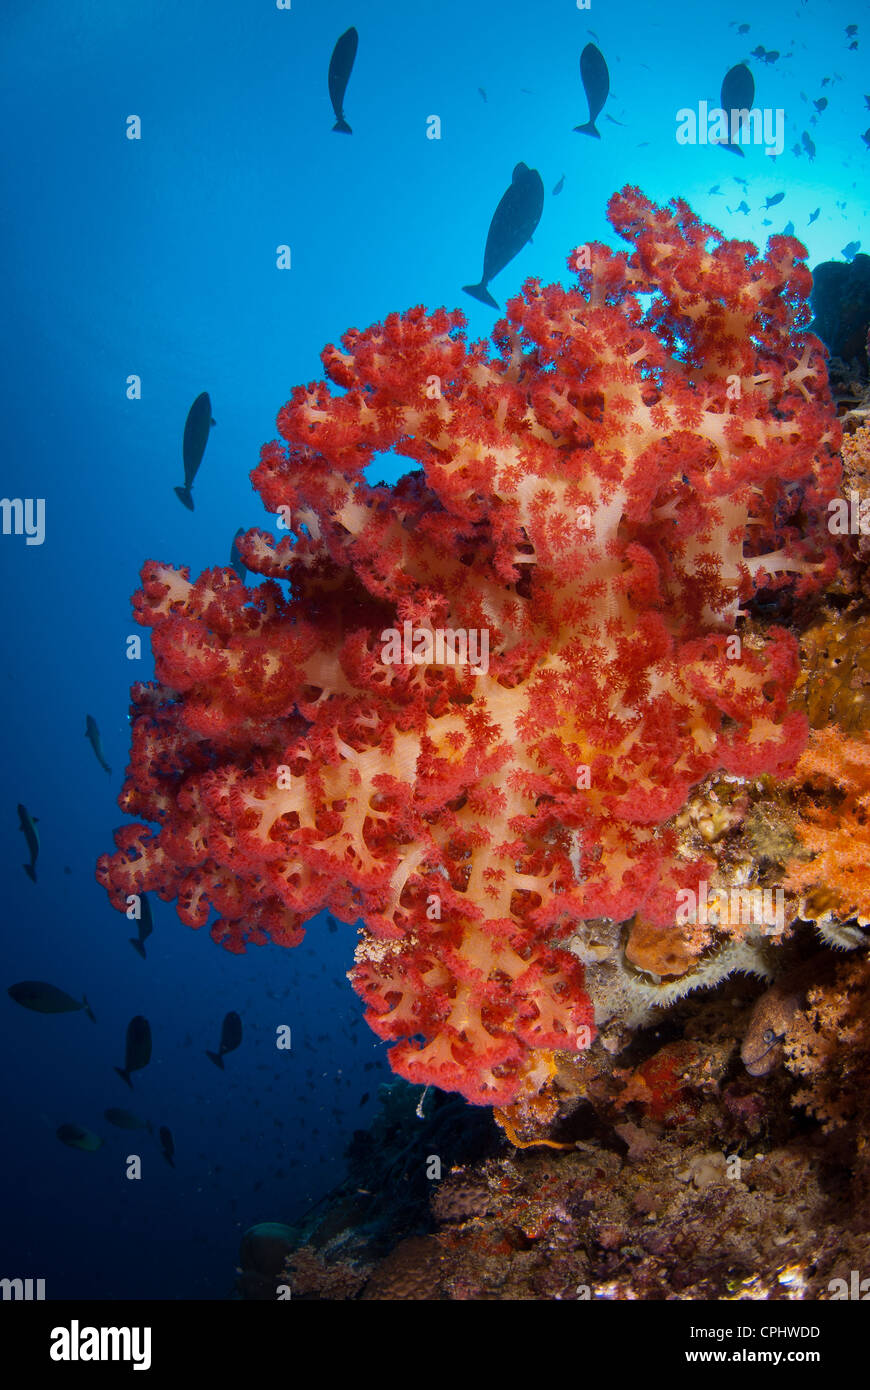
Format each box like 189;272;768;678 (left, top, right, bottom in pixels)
98;188;842;1112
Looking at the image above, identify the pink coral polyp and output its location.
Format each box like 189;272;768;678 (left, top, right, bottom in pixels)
97;187;840;1106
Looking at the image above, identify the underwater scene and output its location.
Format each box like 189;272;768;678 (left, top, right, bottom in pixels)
2;0;870;1319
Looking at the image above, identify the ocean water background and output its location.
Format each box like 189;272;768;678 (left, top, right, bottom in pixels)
0;0;867;1299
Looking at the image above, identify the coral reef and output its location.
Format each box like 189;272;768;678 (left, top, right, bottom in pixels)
98;187;841;1108
785;726;870;926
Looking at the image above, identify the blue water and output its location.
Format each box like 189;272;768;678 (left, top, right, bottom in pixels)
1;0;867;1299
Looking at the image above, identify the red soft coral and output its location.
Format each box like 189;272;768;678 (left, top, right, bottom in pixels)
97;188;840;1105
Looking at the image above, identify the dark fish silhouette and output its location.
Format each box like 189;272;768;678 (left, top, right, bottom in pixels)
57;1123;102;1152
737;23;750;34
764;192;785;209
842;241;861;260
862;128;870;149
328;26;358;134
802;130;816;159
8;981;95;1022
159;1125;175;1168
18;803;39;883
808;207;820;223
552;173;565;196
85;715;111;775
104;1107;151;1132
573;43;609;138
718;63;755;156
175;392;215;510
463;162;544;309
783;221;795;236
129;892;153;960
114;1015;152;1089
478;87;487;102
206;1010;243;1068
229;528;247;584
814;97;828;113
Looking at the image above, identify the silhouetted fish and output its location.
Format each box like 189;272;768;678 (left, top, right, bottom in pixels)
18;803;38;883
104;1108;151;1132
718;63;755;156
57;1123;102;1152
114;1015;152;1089
85;715;111;775
229;528;247;583
573;43;609;138
206;1010;243;1069
328;27;358;134
175;392;215;510
552;174;565;196
463;162;544;309
8;981;95;1022
842;241;861;259
159;1125;175;1168
129;893;153;960
764;192;785;209
802;130;816;159
814;97;828;113
809;208;820;223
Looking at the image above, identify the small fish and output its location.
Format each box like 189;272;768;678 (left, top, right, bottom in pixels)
783;221;795;235
57;1123;102;1152
763;50;780;63
478;87;487;102
813;97;828;113
604;113;626;126
229;528;247;584
18;803;39;883
328;26;358;134
846;24;858;36
573;43;609;138
552;174;565;196
360;1092;369;1105
8;981;95;1022
175;392;215;510
750;45;766;59
791;142;802;157
808;207;820;222
862;128;870;149
708;183;722;194
114;1015;152;1089
737;23;750;34
764;192;785;209
463;162;544;309
159;1125;175;1168
85;714;111;775
129;892;153;960
104;1108;152;1133
802;130;816;159
842;241;861;259
206;1010;243;1069
727;200;751;215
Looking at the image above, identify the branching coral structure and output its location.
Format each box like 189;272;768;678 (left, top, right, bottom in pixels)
97;188;840;1106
